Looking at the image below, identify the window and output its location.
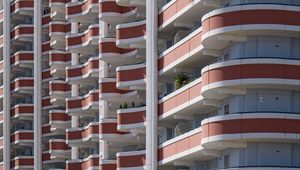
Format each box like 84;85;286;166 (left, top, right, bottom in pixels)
224;155;230;169
224;104;229;115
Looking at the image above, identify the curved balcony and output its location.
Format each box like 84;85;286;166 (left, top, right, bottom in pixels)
42;13;51;27
117;106;146;131
66;0;98;23
201;4;300;50
99;0;136;24
49;139;71;159
49;110;71;130
42;96;56;110
11;130;34;145
66;122;99;146
116;63;146;90
42;68;55;82
10;104;34;120
42;41;53;55
49;21;71;49
158;27;212;75
100;160;116;170
11;51;34;68
66;155;99;170
116;0;145;7
99;118;136;144
99;38;138;66
116;20;146;49
49;80;71;106
201;58;300;99
99;78;135;102
42;123;61;137
66;24;99;54
66;89;98;116
201;113;300;149
11;24;34;42
117;150;146;170
66;56;99;85
11;77;34;94
10;156;34;170
42;151;66;164
49;0;71;20
158;127;202;165
11;0;34;16
158;0;212;31
49;51;71;78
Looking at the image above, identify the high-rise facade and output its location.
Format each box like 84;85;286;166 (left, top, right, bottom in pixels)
0;0;300;170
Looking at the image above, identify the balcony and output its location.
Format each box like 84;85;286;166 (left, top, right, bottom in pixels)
49;0;71;20
49;51;71;78
42;96;56;110
116;20;146;49
158;78;214;120
11;24;34;43
158;27;214;75
66;0;98;23
66;89;99;116
49;21;71;50
117;150;146;170
100;159;117;170
99;118;136;144
10;104;34;120
10;156;34;170
158;127;203;165
66;24;99;54
42;41;53;55
66;154;99;170
99;0;136;24
201;113;300;150
99;78;134;103
49;139;71;159
66;122;99;146
116;0;145;7
11;130;34;145
42;151;66;164
201;4;300;50
49;80;71;106
42;13;51;27
42;68;55;82
99;38;138;66
42;123;60;138
11;51;34;68
158;0;213;31
49;110;71;131
11;77;34;94
116;63;146;90
66;57;99;85
201;58;300;99
117;106;146;131
11;0;34;17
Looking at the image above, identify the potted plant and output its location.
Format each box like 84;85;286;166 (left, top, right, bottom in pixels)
174;73;190;89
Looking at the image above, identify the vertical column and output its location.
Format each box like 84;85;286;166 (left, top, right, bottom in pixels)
34;0;42;169
71;0;79;160
146;0;158;170
99;20;109;160
3;1;11;169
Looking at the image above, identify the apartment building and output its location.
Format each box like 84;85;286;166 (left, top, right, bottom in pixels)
0;0;299;170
